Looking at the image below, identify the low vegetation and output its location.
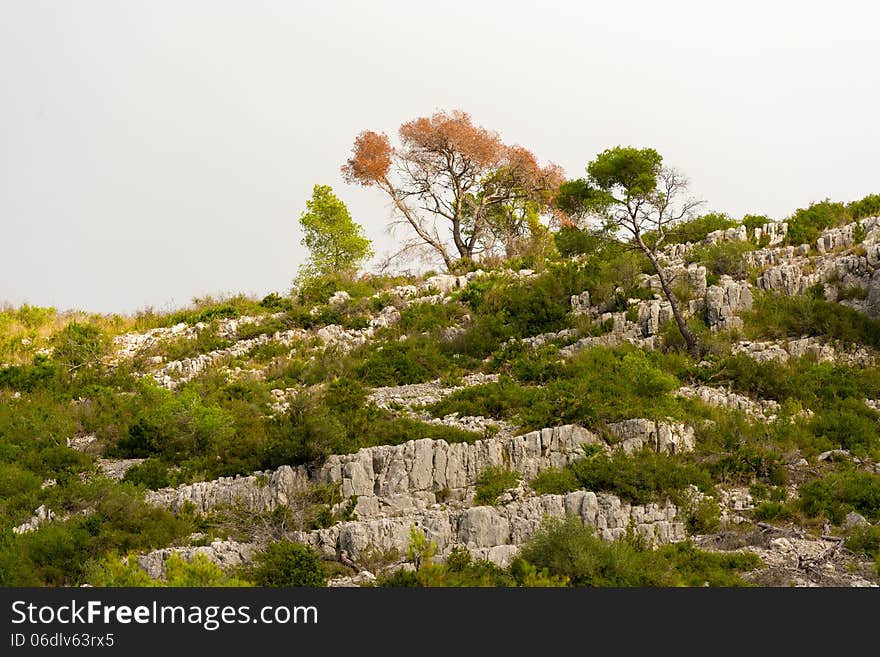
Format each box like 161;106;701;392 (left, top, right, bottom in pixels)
2;184;879;587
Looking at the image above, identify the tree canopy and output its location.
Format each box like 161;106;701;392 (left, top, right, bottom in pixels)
556;146;704;356
297;184;373;281
342;110;563;269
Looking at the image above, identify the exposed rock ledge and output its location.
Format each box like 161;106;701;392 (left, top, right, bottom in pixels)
147;423;694;519
138;491;684;577
676;385;781;421
294;491;684;567
732;337;877;366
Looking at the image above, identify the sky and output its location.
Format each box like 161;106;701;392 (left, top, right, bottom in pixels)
1;0;878;314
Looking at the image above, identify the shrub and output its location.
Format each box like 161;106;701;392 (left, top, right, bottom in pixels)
122;458;171;489
0;355;58;391
567;450;713;504
797;469;880;524
742;292;880;349
265;388;480;468
836;284;868;301
516;515;760;587
259;292;292;312
851;222;867;245
809;399;880;455
86;553;251;587
752;501;793;522
845;525;880;557
530;467;580;495
354;337;461;387
395;303;466;335
432;346;685;431
248;540;326;587
741;214;772;238
554;226;602;258
786;200;850;246
0;462;42;499
0;482;191;586
847;193;880;220
666;212;739;245
518;516;647;586
684;497;722;534
51;322;109;371
687;240;751;278
474;467;521;505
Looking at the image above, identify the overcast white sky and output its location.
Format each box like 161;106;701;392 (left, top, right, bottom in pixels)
2;1;878;314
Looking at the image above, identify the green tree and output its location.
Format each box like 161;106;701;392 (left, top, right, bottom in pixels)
557;147;704;357
297;184;373;281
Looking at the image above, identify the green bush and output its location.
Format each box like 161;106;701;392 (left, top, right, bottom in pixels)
517;516;645;586
266;386;480;468
567;450;712;504
0;482;191;586
847;193;880;220
152;325;234;363
433;347;685;432
662;212;739;245
248;540;327;587
844;524;880;556
809;399;880;455
395;303;466;335
474;467;521;505
517;515;760;587
703;354;880;410
687;240;751;278
0;462;42;499
528;448;711;504
742;292;880;349
354;336;461;386
259;292;292;312
752;501;793;522
836;284;868;301
786;200;850;246
741;214;772;238
0;355;58;391
554;226;602;257
122;458;171;489
158;294;267;327
51;322;109;371
797;469;880;524
851;222;867;245
530;467;580;495
684;497;722;533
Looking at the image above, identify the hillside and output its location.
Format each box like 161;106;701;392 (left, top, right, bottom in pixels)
3;204;880;587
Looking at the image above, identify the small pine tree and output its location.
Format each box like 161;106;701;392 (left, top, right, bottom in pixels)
297;184;373;283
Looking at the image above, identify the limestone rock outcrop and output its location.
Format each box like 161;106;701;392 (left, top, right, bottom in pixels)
296;492;684;567
13;505;56;535
605;419;695;455
706;277;753;331
139;490;684;577
137;540;256;580
675;385;781;421
147;425;608;517
732;337;876;366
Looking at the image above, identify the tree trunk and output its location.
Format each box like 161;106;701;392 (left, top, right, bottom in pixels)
644;250;701;359
451;215;472;263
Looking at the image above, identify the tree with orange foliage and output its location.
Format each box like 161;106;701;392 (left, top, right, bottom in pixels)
342;110;563;270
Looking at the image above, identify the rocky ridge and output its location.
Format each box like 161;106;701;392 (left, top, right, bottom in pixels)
138;490;685;578
147;423;693;517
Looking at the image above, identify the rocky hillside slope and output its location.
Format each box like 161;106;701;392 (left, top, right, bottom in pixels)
3;212;880;587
